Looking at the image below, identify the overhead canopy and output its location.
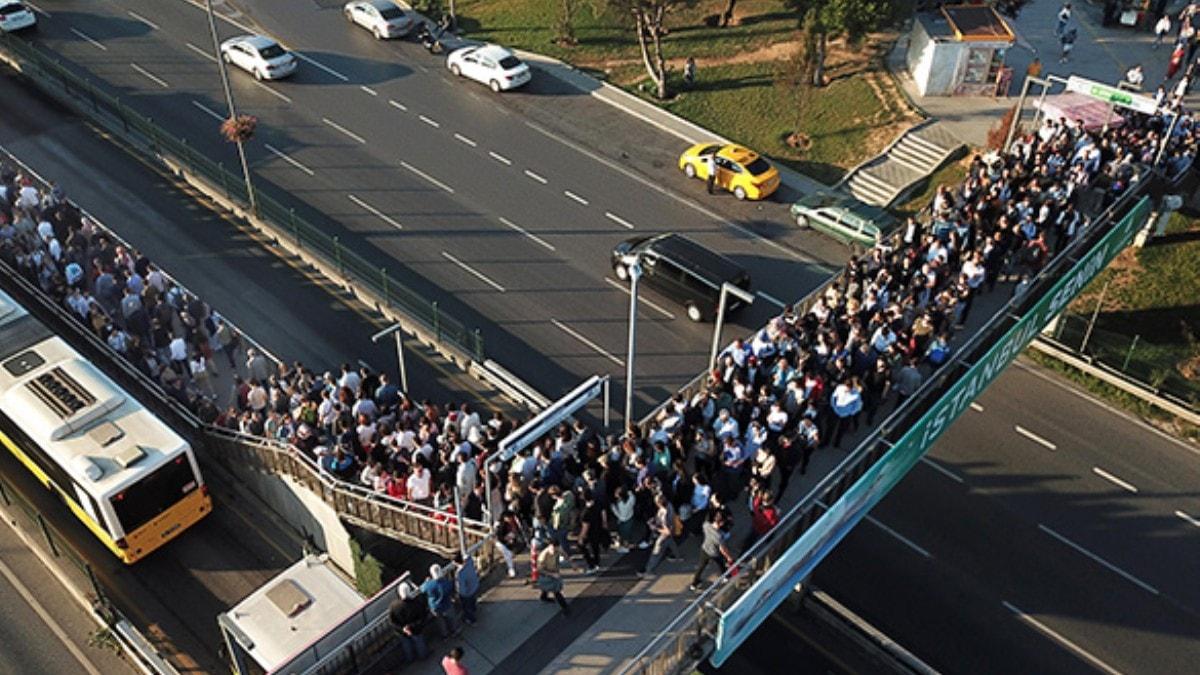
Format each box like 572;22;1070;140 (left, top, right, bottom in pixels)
941;4;1015;43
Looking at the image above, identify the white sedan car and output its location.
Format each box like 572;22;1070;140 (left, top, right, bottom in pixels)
220;34;298;81
446;44;531;92
0;2;37;33
343;0;413;39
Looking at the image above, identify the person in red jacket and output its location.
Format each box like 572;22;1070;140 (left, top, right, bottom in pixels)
743;489;780;553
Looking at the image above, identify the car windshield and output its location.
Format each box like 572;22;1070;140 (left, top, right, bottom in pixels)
745;157;772;176
379;6;404;19
258;44;286;59
498;55;522;69
1;2;27;11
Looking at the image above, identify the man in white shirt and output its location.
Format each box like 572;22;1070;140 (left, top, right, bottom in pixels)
407;464;432;503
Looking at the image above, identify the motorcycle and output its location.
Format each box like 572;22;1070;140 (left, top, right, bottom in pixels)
415;24;445;54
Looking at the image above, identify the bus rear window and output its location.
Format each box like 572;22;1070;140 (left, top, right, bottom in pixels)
111;456;198;534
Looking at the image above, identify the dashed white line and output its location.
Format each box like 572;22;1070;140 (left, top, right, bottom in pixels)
523;169;548;184
605;211;635;230
920;456;964;483
499;217;555;252
399;160;454;194
441;252;505;292
347;194;402;229
264;144;315;176
1002;601;1124;675
293;52;349;81
252;79;292;103
127;10;160;30
1176;510;1200;528
130;63;170;88
1091;467;1138;494
864;515;932;558
388;99;408;112
360;85;378;96
551;319;624;366
969;402;985;412
185;42;218;63
191;99;225;121
756;291;786;308
604;278;676;320
69;27;107;51
488;151;512;165
1014;425;1056;451
1037;524;1159;595
454;133;477;147
418;114;440;128
0;559;105;675
563;190;589;206
323;117;366;144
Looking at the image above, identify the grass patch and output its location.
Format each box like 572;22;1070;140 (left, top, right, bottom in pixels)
455;0;915;183
892;154;970;218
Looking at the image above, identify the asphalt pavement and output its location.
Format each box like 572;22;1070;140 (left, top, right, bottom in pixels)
814;359;1200;675
15;0;847;419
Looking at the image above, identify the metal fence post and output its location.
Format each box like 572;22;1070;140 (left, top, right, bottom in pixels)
36;514;59;557
1122;335;1140;371
86;78;98;111
381;267;389;304
473;328;483;362
180;139;193;175
334;236;344;276
1079;277;1111;355
432;301;441;341
115;97;128;132
218;162;230;199
0;477;8;506
147;117;161;155
289;208;300;247
85;564;106;605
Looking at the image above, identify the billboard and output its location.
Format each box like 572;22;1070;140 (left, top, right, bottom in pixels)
712;196;1152;666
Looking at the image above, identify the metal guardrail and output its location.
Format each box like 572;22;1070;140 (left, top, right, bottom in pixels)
0;30;480;361
621;168;1155;674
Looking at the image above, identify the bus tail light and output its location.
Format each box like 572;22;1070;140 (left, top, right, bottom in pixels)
115;537;129;549
201;484;209;496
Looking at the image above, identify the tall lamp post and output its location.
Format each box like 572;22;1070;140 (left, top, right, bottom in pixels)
709;282;755;370
205;0;257;215
621;255;643;428
370;323;408;394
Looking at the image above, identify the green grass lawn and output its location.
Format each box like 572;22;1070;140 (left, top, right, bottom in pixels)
892;156;969;217
454;0;914;184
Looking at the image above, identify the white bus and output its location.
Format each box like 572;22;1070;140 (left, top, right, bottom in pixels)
0;286;211;563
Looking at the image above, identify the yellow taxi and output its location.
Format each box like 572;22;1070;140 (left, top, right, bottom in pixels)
678;143;780;201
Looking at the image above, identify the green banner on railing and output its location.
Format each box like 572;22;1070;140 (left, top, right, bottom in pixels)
713;195;1153;666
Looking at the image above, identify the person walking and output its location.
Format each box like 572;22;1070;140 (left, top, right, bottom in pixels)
1124;64;1145;90
1059;26;1077;64
1155;14;1172;48
577;489;607;574
704;151;717;195
1055;3;1072;37
442;647;470;675
825;377;863;449
420;564;460;638
689;509;734;592
453;553;480;626
535;539;570;614
683;56;696;88
637;493;681;576
388;583;430;663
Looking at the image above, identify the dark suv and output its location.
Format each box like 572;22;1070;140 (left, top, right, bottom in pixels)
612;233;751;322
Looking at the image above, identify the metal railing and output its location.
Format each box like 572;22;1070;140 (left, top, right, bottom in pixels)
621;167;1156;674
0;31;479;361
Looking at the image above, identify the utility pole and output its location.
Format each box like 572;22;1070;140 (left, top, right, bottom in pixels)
205;0;257;215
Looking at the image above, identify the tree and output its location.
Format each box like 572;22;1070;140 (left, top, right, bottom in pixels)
606;0;695;99
784;9;820;151
555;0;578;46
786;0;891;87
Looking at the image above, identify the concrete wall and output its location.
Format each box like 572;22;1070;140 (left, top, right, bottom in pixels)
907;21;967;97
907;19;935;95
236;467;355;574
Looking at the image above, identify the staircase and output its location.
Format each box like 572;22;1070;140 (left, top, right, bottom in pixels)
839;120;963;208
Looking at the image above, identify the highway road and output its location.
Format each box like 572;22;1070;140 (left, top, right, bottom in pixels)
14;0;846;418
814;360;1200;675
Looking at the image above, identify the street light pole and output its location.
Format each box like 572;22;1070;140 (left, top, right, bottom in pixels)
205;0;257;215
371;323;409;394
623;259;642;429
709;282;755;371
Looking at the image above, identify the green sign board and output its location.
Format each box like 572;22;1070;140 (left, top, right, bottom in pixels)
1066;75;1159;115
713;195;1152;666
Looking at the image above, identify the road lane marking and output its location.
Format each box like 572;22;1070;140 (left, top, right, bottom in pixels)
523;119;825;266
970;402;984;412
347;194;402;229
441;252;505;292
418;114;440;128
127;10;160;30
293;52;349;81
24;1;49;17
264;144;315;176
604;278;676;320
454;133;477;147
0;559;104;675
489;151;512;165
1015;425;1056;450
920;456;964;483
756;291;786;308
605;211;635;229
323;117;366;144
551;319;624;366
400;160;454;193
1092;467;1138;494
251;79;292;103
1176;510;1200;528
360;85;378;96
1037;524;1159;595
191;99;225;121
1002;601;1124;675
864;515;931;558
564;190;589;206
185;42;218;62
524;169;548;184
499;217;555;252
388;99;408;111
69;27;107;51
130;62;170;88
